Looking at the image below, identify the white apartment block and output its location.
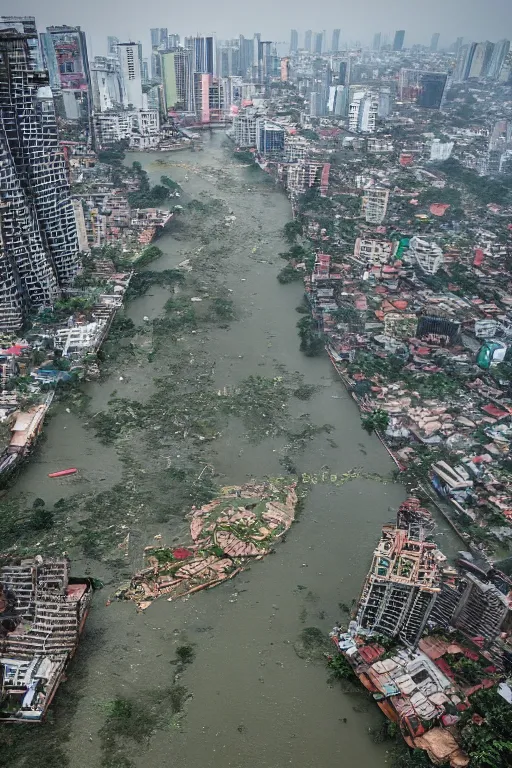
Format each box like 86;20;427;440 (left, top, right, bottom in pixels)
430;139;454;161
362;187;390;224
233;111;258;148
94;110;160;149
408;236;444;275
354;238;393;265
118;42;144;110
349;91;378;134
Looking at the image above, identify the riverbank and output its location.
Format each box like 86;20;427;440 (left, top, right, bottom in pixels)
3;136;463;768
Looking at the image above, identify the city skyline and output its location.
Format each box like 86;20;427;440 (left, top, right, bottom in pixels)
1;0;511;57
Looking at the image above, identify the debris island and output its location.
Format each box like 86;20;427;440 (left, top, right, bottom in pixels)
122;481;297;610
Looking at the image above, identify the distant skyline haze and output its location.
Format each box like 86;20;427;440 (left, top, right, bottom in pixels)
2;0;511;57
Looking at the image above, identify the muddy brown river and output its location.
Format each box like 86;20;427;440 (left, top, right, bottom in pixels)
8;134;462;768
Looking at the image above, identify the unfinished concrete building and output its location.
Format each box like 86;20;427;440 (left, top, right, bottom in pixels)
357;499;443;648
0;29;79;331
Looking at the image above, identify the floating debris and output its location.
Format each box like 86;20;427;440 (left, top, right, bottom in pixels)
122;480;297;610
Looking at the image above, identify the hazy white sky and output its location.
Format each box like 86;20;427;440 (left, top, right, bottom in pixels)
2;0;512;57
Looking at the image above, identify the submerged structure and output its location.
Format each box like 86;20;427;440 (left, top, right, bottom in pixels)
0;556;92;722
331;498;512;767
124;481;297;610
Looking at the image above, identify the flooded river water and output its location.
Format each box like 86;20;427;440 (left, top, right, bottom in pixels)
9;134;462;768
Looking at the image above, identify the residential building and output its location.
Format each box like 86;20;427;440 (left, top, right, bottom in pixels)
280;57;290;82
468;41;494;78
361;186;389;223
334;85;349;116
408;236;444;274
90;56;122;112
487;39;510;79
150;27;168;81
314;32;323;55
160;49;194;112
284;135;309;162
310;91;323;118
290;29;298;54
393;29;405;51
430;139;454;161
167;34;180;49
93;110;160;149
40;25;91;121
0;29;79;330
378;87;391;117
233;109;259;147
372;32;381;52
354;238;393;264
430;33;440;52
255;119;285;157
118;42;144;109
304;30;312;52
331;29;340;52
454;42;476;82
349;91;378;133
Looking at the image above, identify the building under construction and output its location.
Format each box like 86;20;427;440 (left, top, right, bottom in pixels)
0;556;92;722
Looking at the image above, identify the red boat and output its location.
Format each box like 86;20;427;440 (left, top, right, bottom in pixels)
48;468;77;478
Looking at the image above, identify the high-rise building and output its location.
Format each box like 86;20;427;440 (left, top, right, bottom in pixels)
290;29;298;54
455;36;463;54
487;39;510;79
349;91;378;134
0;16;41;67
372;32;381;51
141;58;149;83
304;30;312;52
257;40;272;83
454;42;476;82
255;118;285;156
118;42;144;109
430;32;440;52
193;35;215;74
150;28;168;49
361;186;389;223
399;68;447;109
334;85;349;116
0;29;79;331
90;55;122;112
331;29;340;52
314;32;323;55
468;41;494;78
107;36;119;55
40;26;91;121
168;34;180;49
310;91;323;117
378;87;391;117
160;48;194;112
393;29;405;51
430;139;454;161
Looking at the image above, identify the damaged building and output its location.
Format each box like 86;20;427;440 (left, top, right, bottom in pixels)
0;29;79;332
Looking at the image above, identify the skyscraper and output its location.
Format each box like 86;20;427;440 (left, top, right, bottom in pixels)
372;32;381;51
160;48;194;112
416;72;447;108
454;42;476;82
314;32;323;55
118;42;144;108
168;34;180;49
487;39;510;79
349;92;378;134
331;29;340;52
290;29;298;54
193;35;215;74
430;32;440;52
0;29;79;331
40;26;91;121
468;41;494;78
304;30;312;52
393;29;405;51
150;28;168;49
90;56;122;112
